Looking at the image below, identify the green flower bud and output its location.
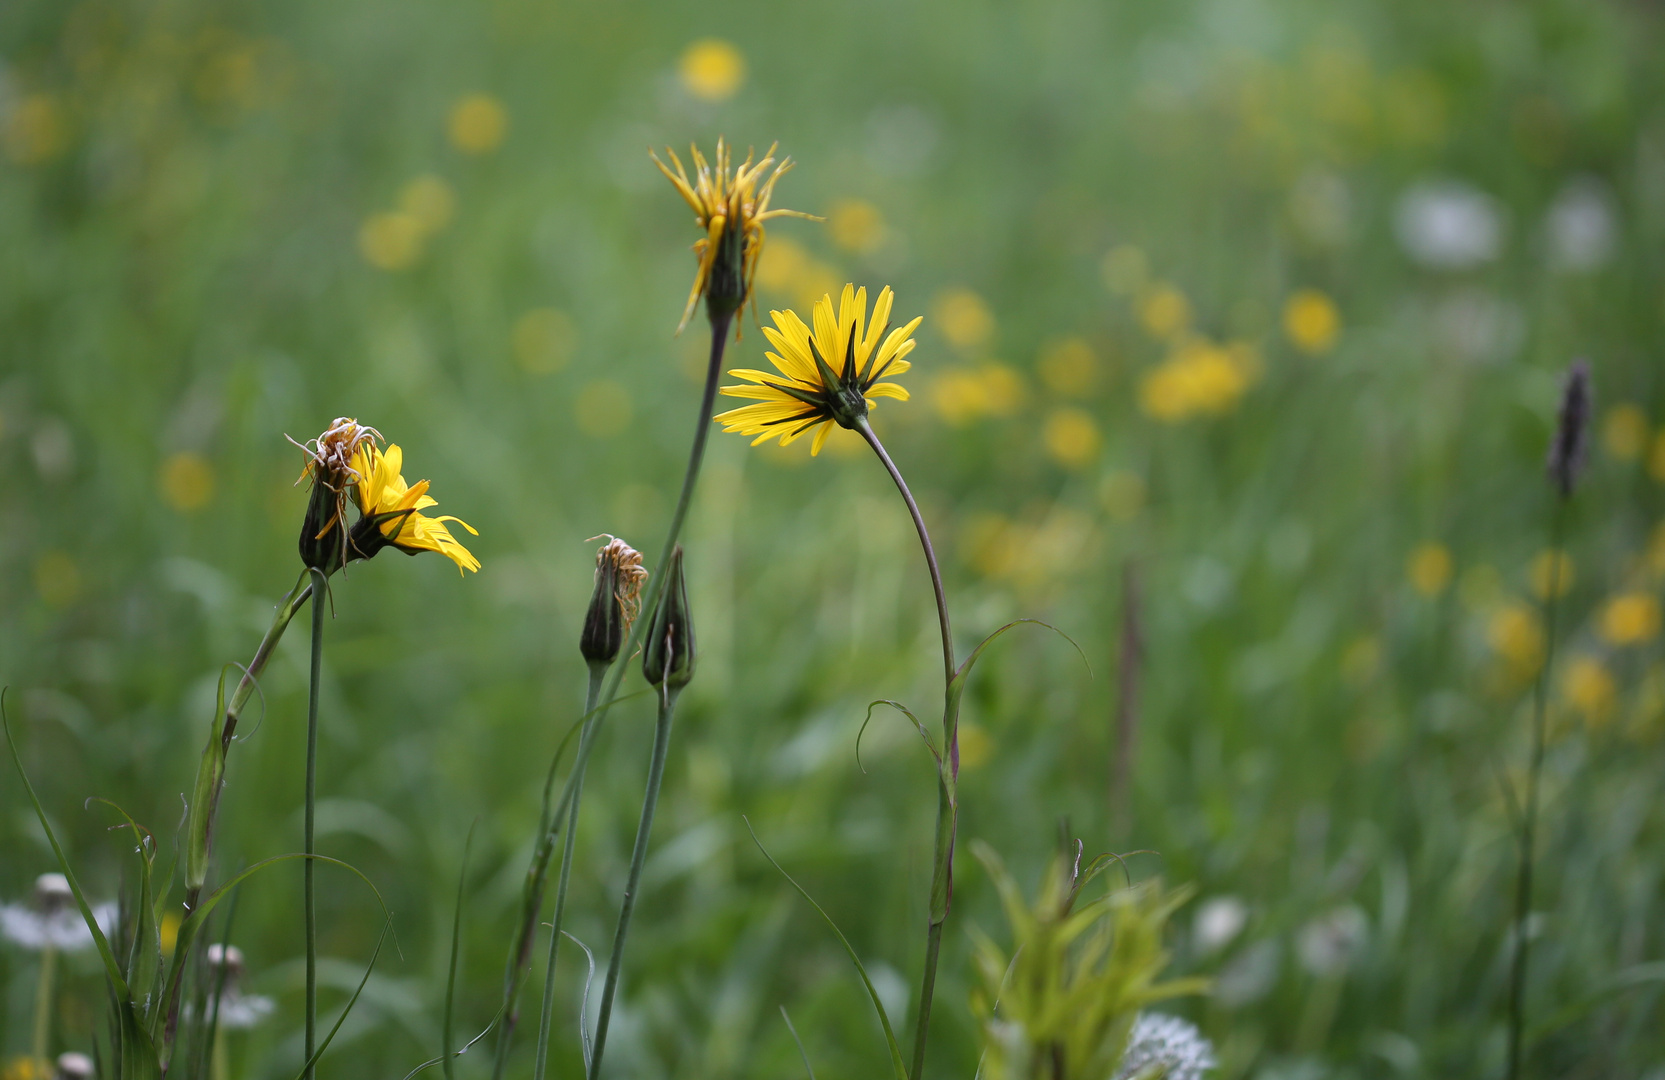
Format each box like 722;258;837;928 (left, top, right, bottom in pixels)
641;545;695;691
581;536;647;667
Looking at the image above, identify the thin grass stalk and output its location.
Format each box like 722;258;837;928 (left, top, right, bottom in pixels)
587;684;680;1076
32;943;57;1069
303;567;328;1080
530;664;607;1080
854;416;956;1080
1504;505;1567;1080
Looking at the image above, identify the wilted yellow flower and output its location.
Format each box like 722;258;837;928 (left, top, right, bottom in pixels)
679;39;746;102
1283;288;1340;354
1407;543;1453;597
348;442;479;573
448;94;507;154
1038;337;1098;397
1562;656;1616;726
653;139;813;333
715;284;920;455
1601;592;1661;646
4;93;70;165
513;308;577;374
1603;404;1649;461
399;175;456;233
1529;549;1574;599
1137;283;1190;341
827;198;886;253
933;288;994;350
1043;408;1101;468
160;452;215;511
1489;603;1545;676
293;417;382;572
1101;244;1148;295
576;380;633;437
359;212;425;271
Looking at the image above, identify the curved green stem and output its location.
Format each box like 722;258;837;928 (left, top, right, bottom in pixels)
854;416;957;1080
304;567;328;1080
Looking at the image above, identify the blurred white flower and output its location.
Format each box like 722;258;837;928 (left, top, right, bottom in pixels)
1;873;114;952
1215;938;1280;1006
1546;177;1616;271
1395;180;1504;269
56;1051;95;1079
192;945;276;1030
1297;904;1369;977
1113;1012;1216;1080
1193;896;1249;954
1431;290;1525;364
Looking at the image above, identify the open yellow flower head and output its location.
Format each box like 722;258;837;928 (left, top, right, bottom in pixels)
348;442;480;574
715;283;921;456
652;138;815;333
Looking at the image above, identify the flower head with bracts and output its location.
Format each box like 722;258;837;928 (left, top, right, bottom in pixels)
347;441;480;574
715;283;922;455
652;139;815;333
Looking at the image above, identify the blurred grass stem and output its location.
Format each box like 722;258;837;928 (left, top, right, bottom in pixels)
31;943;56;1069
855;416;955;1080
1505;505;1566;1080
304;566;327;1080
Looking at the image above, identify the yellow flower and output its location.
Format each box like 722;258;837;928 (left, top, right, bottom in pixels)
1601;592;1661;646
4;93;70;166
932;288;994;350
448;94;507;154
1283;288;1340;354
1137;283;1190;340
1138;338;1254;421
1042;408;1100;468
359;211;425;271
348;442;480;573
160;452;215;511
1602;404;1649;461
1037;337;1098;397
1406;542;1452;597
1563;656;1617;726
827;198;887;253
679;39;746;102
652;139;814;334
715;283;921;455
1489;603;1544;676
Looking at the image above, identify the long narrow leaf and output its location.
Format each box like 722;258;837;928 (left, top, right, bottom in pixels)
563;931;597;1070
443;824;477;1080
856;700;939;774
780;1005;817;1080
291;918;392;1080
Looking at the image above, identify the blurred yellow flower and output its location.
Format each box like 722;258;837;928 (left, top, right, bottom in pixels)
1649;432;1665;483
160;452;215;511
957;722;992;770
1100;244;1148;296
1042;408;1100;469
1406;542;1452;597
1099;470;1145;522
1283;289;1340;354
933;365;1023;425
359;212;425;271
576;380;634;438
1563;656;1616;726
448;93;507;154
399;175;456;233
653;139;812;333
1488;603;1544;676
1529;549;1574;600
679;39;746;102
1602;404;1649;461
4;93;70;165
933;288;994;350
160;911;181;955
513;308;576;374
348;442;479;573
828;198;887;253
1138;338;1255;421
1137;283;1190;341
1601;592;1661;646
716;284;920;455
1;1056;46;1080
35;551;81;607
1038;337;1098;397
755;236;807;291
1341;635;1382;685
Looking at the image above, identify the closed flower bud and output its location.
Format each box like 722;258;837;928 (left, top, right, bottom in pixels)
641;545;695;691
1546;360;1592;499
580;536;648;666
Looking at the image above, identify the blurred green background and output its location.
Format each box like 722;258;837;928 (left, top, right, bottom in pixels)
3;0;1664;1075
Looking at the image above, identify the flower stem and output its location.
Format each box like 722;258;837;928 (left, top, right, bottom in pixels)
303;567;328;1080
1505;504;1567;1080
32;943;56;1068
854;416;957;1080
588;684;680;1077
531;663;606;1080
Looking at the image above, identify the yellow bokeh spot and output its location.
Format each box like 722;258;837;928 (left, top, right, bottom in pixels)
1562;656;1617;727
957;722;992;771
2;1056;49;1080
575;380;632;437
827;199;886;254
933;289;994;350
1602;404;1649;461
1341;635;1382;686
1407;543;1453;597
160;452;215;511
1649;432;1665;484
1601;592;1661;646
1099;470;1146;522
1042;408;1101;469
1101;244;1148;296
512;308;577;374
1137;338;1256;422
1283;289;1340;355
448;94;507;154
755;236;807;292
160;911;181;955
932;365;1023;425
399;175;456;233
1038;337;1098;397
795;261;843;312
359;212;425;271
4;93;70;165
679;39;746;102
1137;284;1190;341
1488;602;1544;676
1529;549;1574;600
35;551;81;608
